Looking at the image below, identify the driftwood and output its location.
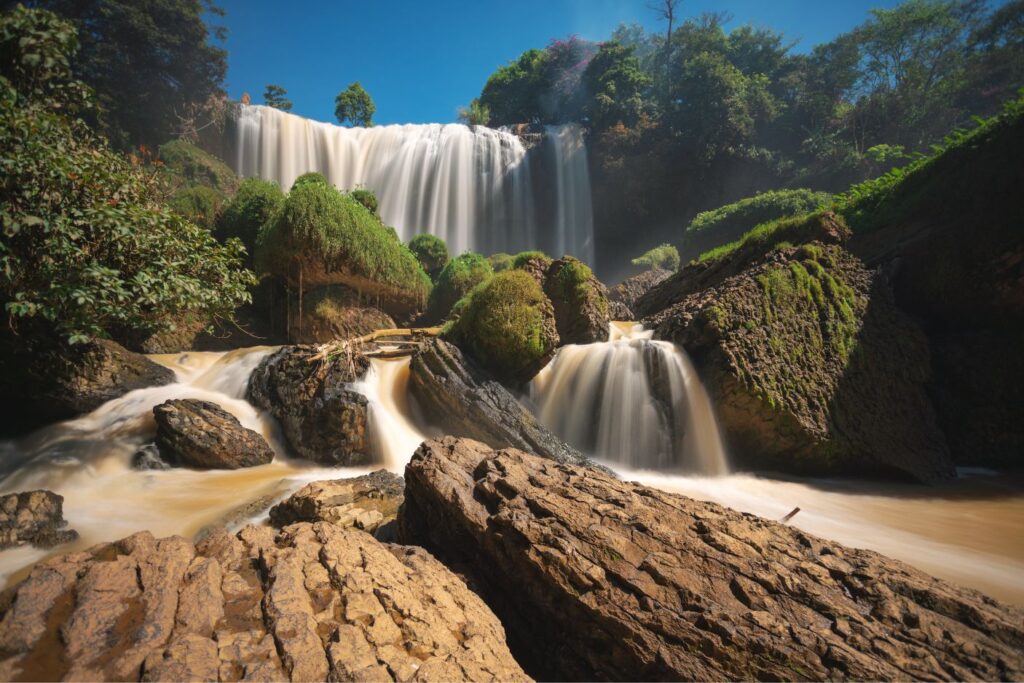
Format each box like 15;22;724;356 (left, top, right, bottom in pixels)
308;326;443;365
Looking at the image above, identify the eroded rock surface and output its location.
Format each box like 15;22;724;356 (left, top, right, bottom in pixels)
154;399;274;469
269;470;404;536
247;345;371;465
409;339;588;466
0;522;529;682
543;256;610;345
0;490;78;550
608;267;673;320
399;437;1024;682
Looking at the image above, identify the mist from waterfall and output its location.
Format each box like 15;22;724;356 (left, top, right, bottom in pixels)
529;323;728;475
230;104;594;262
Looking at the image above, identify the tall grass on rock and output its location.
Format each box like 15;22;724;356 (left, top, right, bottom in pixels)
426;252;493;321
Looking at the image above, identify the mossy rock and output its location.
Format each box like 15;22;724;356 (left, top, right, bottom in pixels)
426;252;492;322
158;139;239;195
543;256;610;345
254;181;431;318
409;234;450;281
444;270;559;386
217;178;285;258
488;252;514;272
511;250;552;286
168;185;224;232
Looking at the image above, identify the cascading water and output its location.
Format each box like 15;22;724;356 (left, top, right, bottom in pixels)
529;322;728;474
229;104;594;261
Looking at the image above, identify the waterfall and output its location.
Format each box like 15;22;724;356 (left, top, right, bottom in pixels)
230;104;594;260
529;323;728;474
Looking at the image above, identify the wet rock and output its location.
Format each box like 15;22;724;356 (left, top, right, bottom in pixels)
0;490;78;550
398;437;1024;682
543;256;610;345
409;338;589;466
247;345;371;465
131;443;170;471
269;470;403;536
608;267;673;320
153;399;274;470
0;523;529;682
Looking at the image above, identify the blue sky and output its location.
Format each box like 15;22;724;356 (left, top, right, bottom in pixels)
216;0;905;125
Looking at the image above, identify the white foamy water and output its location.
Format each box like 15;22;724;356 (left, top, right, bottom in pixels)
231;104;594;262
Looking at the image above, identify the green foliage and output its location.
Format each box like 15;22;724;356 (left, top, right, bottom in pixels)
217;178;284;256
168;185;223;231
512;250;552;270
254;181;430;302
291;172;329;191
479;48;551;126
581;41;650;131
488;252;514;272
36;0;228;149
335;81;375;127
698;211;848;265
408;234;449;281
631;243;680;271
157;139;238;195
263;84;292;111
427;252;492;319
0;7;253;345
457;98;491;126
444;269;558;384
349;188;378;215
545;255;609;318
0;4;84;108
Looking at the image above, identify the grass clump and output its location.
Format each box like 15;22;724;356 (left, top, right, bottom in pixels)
631;243;680;271
427;252;493;320
408;234;450;281
512;250;552;270
445;269;558;385
697;211;849;265
488;252;514;272
217;178;284;256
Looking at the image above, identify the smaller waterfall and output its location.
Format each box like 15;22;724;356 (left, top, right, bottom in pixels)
529;322;728;474
352;355;428;470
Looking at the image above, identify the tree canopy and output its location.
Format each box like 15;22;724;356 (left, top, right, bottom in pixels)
263;84;292;111
335;81;375;127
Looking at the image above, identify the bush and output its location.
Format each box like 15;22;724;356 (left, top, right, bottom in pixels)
291;172;329;191
427;252;492;320
157;139;239;195
168;185;223;231
444;270;558;384
218;178;285;257
488;252;514;272
254;181;431;306
408;234;450;281
349;188;378;215
684;189;832;257
631;243;680;271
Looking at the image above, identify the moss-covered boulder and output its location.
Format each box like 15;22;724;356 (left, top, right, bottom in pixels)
488;252;514;272
408;234;449;281
444;270;559;385
158;139;239;196
287;285;394;344
608;268;674;320
254;181;431;318
217;178;284;258
425;252;492;322
543;256;610;344
646;242;953;483
511;250;552;286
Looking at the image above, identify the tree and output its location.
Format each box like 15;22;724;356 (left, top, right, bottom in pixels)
334;81;375;127
649;0;681;104
31;0;228;149
479;48;550;126
263;84;292;111
457;98;491;126
582;41;651;131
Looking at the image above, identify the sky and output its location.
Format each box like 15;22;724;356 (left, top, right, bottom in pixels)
215;0;905;126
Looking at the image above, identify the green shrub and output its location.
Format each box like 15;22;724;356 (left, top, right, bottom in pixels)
254;182;431;305
217;178;285;257
168;185;223;231
488;252;514;272
157;139;239;195
444;270;558;384
545;256;609;317
427;252;492;319
408;234;450;281
349;188;378;215
512;250;552;270
684;189;832;257
631;243;680;271
291;172;329;191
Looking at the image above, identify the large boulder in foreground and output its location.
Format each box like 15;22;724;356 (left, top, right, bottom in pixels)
542;256;610;345
269;469;403;536
0;490;78;550
399;437;1024;682
647;242;953;482
0;523;528;682
409;339;588;466
153;399;274;469
247;345;370;465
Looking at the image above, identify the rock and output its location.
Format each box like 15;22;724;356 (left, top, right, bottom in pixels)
131;443;170;470
153;399;274;470
398;437;1024;682
0;490;78;550
0;335;176;436
646;242;953;482
542;256;610;345
0;523;529;682
287;285;395;344
409;338;588;466
247;345;371;465
269;470;404;536
608;267;673;320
